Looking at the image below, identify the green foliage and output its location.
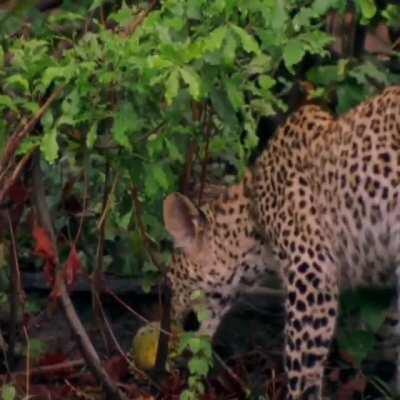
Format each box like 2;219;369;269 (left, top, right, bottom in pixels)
355;0;377;23
382;5;400;29
339;288;394;367
0;0;350;281
177;291;213;399
178;331;213;399
26;338;47;363
1;385;16;400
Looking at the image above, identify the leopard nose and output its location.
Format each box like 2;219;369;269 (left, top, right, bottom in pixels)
183;310;200;332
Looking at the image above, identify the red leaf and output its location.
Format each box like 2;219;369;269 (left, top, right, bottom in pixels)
33;224;56;286
336;372;367;400
44;260;56;286
8;182;29;204
104;355;129;381
64;245;81;287
37;353;72;380
33;225;56;263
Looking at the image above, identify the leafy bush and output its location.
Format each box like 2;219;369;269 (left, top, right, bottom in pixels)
2;0;399;281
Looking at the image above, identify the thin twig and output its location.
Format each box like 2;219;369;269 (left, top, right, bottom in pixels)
6;210;25;368
95;292;162;391
0;359;84;384
131;186;162;271
95;292;126;358
92;161;111;353
64;379;93;400
136;121;165;143
0;85;64;174
198;104;212;206
95;161;110;273
74;149;89;244
23;326;30;398
214;351;249;394
121;0;158;37
106;289;171;337
31;152;127;400
180;140;197;195
152;279;171;377
0;149;34;205
97;172;119;230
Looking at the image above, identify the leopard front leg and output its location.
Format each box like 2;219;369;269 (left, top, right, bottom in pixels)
284;253;339;400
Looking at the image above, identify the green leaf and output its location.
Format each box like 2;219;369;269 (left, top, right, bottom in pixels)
338;330;375;366
246;54;272;75
283;39;305;69
300;31;333;55
56;115;75;127
187;337;203;353
258;75;276;91
165;69;180;105
360;303;386;332
42;65;74;91
336;82;367;114
164;138;184;162
382;5;400;29
86;122;98;149
349;62;389;86
41;109;54;131
188;357;210;377
89;0;106;11
0;95;17;112
144;164;170;197
230;25;260;55
210;87;238;128
40;127;59;164
190;290;205;302
292;7;315;31
244;114;259;151
179;67;202;100
1;385;16;400
148;55;174;70
108;6;133;27
26;338;47;362
0;121;6;158
307;65;341;86
270;1;288;32
16;137;40;156
180;391;196;400
203;26;227;52
5;74;29;93
143;260;158;273
357;0;377;20
225;79;244;111
112;102;135;151
152;164;169;190
22;101;40;115
61;89;80;119
250;99;274;117
196;308;210;323
223;31;237;65
312;0;345;15
0;45;4;69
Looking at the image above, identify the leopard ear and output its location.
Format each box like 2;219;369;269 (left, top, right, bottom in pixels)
163;193;206;254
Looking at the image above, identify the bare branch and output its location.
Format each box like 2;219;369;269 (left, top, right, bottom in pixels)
31;151;127;400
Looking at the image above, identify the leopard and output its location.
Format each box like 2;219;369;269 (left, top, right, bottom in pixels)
163;86;400;399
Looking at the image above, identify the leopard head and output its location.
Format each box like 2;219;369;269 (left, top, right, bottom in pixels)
163;183;276;336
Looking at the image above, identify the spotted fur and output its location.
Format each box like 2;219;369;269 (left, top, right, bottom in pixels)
163;86;400;399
